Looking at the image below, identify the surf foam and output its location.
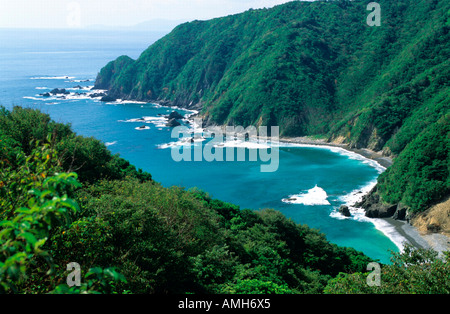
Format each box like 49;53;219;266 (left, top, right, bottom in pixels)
30;76;75;80
282;185;331;206
332;179;409;251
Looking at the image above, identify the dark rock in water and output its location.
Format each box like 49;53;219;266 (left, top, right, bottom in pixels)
167;111;184;120
339;205;351;217
166;118;181;127
50;88;70;95
73;85;83;89
100;95;117;102
89;92;107;98
41;92;51;97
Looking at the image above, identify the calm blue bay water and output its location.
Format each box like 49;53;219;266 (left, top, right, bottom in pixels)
0;28;402;264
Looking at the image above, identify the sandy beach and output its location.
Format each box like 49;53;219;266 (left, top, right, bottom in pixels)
383;218;450;257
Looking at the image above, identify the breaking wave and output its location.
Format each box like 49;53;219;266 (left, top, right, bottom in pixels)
282;185;331;206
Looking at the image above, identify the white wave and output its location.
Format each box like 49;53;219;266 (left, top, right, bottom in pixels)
25;89;113;103
157;143;173;149
112;99;149;105
66;86;94;91
370;219;408;251
157;134;208;149
105;141;117;147
331;180;379;223
30;76;75;80
35;87;49;90
282;185;331;206
68;79;93;82
340;180;378;207
135;126;150;130
142;116;167;128
120;116;169;128
23;96;44;101
120;118;145;123
330;179;408;251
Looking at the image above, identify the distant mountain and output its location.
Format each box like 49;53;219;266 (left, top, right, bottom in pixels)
95;0;449;217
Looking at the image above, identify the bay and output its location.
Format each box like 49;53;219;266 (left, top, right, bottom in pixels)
0;28;402;264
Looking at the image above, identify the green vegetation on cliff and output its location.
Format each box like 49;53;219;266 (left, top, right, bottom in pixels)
1;107;449;294
95;0;449;214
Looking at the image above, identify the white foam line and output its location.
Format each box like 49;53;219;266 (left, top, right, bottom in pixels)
105;141;117;147
23;96;44;101
335;179;408;252
30;76;75;80
276;141;386;174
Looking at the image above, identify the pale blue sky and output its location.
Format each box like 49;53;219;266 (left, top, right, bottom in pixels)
0;0;297;29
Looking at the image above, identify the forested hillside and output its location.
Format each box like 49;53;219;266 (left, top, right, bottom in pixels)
0;106;373;293
95;0;449;215
1;106;449;294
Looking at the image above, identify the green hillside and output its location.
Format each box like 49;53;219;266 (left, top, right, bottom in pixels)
95;0;449;214
0;106;373;293
2;106;449;294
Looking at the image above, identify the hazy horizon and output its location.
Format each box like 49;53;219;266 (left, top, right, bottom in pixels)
0;0;297;29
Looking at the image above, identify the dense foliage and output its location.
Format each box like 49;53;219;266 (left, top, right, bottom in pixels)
0;106;373;293
324;244;450;294
377;114;450;212
1;107;449;294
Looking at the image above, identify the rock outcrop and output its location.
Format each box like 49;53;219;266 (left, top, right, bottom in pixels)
100;95;117;102
167;111;184;120
166;118;181;127
339;205;351;217
354;187;397;219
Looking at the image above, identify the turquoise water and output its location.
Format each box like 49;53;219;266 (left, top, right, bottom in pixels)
0;28;401;264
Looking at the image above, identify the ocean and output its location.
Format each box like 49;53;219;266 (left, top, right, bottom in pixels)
0;28;404;264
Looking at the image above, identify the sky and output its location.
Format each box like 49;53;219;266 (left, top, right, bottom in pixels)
0;0;297;29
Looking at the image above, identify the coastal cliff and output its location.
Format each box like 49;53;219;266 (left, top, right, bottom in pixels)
94;0;449;223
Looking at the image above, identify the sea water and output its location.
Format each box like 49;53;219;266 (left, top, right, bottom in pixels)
0;28;404;264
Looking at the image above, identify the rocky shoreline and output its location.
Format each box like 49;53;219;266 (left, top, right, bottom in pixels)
278;135;449;256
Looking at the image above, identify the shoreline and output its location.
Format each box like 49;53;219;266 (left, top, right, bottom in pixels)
382;218;450;257
119;103;449;257
277;136;393;168
276;135;449;257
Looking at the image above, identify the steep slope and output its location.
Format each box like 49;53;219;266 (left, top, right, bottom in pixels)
94;0;449;215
